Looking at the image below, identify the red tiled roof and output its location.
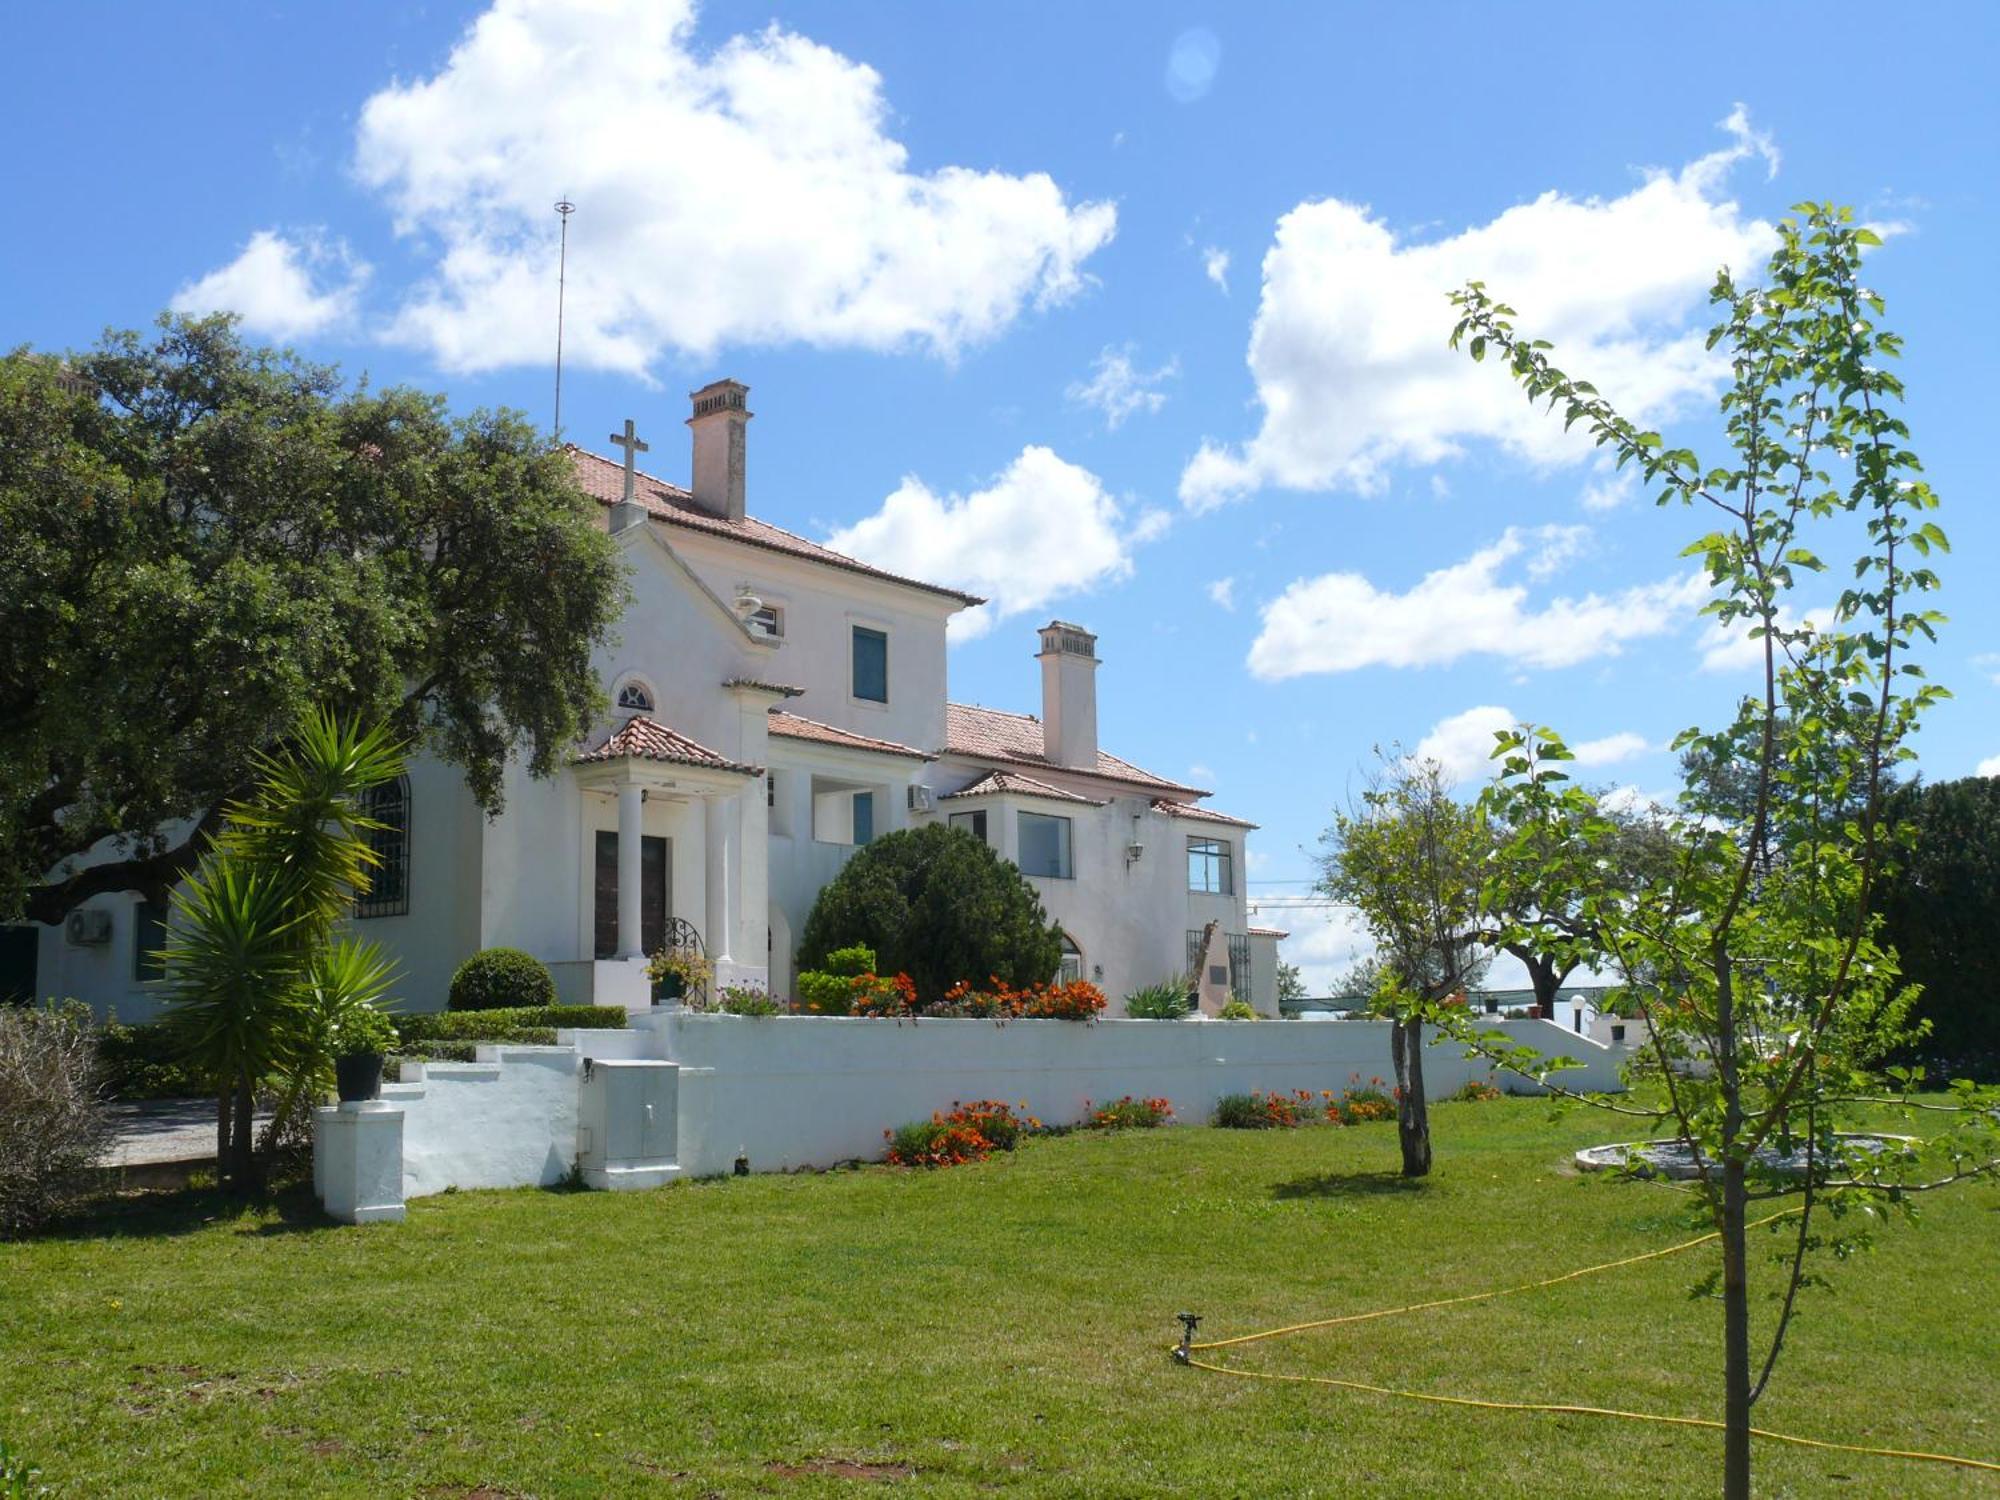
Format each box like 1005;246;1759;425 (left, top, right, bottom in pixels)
1152;797;1258;829
577;715;762;776
1248;924;1290;938
943;702;1207;798
767;710;932;761
941;769;1107;805
568;447;984;607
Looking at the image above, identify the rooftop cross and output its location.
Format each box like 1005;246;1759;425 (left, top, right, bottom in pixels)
609;418;650;506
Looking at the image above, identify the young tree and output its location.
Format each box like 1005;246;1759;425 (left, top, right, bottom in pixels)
1447;204;1997;1498
797;824;1064;1003
1276;960;1309;1005
1;315;627;925
1316;756;1487;1177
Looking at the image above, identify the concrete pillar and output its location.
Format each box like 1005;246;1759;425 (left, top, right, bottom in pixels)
705;794;732;962
313;1102;406;1224
617;781;645;960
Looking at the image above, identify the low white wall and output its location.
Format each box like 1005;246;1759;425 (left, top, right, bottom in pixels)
391;1046;581;1198
648;1014;1625;1178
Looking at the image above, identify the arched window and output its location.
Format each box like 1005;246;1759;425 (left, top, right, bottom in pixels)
355;774;411;918
1056;932;1083;985
615;679;655;713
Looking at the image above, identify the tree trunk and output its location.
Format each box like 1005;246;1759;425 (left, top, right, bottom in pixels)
1390;1015;1431;1178
228;1072;257;1192
216;1089;231;1183
1722;1156;1752;1500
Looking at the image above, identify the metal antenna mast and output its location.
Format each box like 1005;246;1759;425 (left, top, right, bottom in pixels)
553;196;576;438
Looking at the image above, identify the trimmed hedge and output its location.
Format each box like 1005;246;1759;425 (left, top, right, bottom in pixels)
98;1022;209;1100
448;948;557;1012
395;1006;626;1043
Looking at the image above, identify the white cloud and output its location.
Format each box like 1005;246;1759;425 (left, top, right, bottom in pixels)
1246;526;1706;680
1697;605;1836;674
352;0;1115;373
1978;755;2000;779
1180;109;1781;509
1067;345;1178;429
1571;731;1650;767
1207;577;1236;611
1415;705;1516;783
1581;466;1639;513
171;230;369;339
1203;246;1230;293
1972;653;2000;687
825;446;1151;641
1268;903;1373;996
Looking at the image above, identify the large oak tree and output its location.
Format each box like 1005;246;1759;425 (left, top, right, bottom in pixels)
1;314;627;925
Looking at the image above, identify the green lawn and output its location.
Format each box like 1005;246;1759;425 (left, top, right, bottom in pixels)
3;1098;1995;1497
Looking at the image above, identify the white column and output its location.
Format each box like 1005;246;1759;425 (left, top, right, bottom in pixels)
617;781;645;960
705;794;734;962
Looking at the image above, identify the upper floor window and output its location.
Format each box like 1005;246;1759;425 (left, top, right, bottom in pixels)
1188;836;1233;895
948;809;988;844
355;775;411;918
852;790;876;846
616;680;654;713
852;625;888;703
1018;811;1073;880
748;603;784;639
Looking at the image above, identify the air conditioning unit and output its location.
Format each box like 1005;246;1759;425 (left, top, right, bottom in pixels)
65;908;113;946
907;784;937;813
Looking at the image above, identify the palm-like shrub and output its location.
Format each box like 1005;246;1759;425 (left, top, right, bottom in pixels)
1123;977;1192;1020
160;710;404;1189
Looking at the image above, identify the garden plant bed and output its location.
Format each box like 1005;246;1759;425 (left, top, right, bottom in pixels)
2;1098;1991;1496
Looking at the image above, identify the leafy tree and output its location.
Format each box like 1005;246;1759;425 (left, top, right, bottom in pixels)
1;315;627;924
1447;205;1997;1498
1479;779;1679;1017
797;824;1063;1003
161;711;403;1190
1876;775;2000;1079
1316;755;1488;1177
1276;960;1308;1005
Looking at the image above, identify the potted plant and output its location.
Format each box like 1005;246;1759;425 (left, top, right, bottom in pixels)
331;1003;399;1103
646;945;713;1006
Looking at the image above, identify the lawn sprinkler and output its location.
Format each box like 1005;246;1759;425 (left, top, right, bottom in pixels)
1174;1312;1201;1364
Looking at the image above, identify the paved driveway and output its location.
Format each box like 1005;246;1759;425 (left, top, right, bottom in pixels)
103;1099;267;1167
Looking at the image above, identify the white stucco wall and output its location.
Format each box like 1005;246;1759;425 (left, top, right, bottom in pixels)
391;1047;582;1196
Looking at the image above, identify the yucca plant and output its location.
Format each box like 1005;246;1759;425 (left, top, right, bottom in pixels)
263;936;401;1153
160;710;404;1190
1123;976;1193;1021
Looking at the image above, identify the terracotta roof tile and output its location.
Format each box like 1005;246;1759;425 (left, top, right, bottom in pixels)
767;710;932;761
578;715;762;776
1248;924;1290;938
1151;797;1258;829
943;703;1207;797
941;769;1107;805
568;447;983;607
723;677;805;697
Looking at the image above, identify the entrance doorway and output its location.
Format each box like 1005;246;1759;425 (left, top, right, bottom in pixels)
0;926;36;1005
593;833;670;959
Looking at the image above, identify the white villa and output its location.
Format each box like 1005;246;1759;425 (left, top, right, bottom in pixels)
15;381;1282;1020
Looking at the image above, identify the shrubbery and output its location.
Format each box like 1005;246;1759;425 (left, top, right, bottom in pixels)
1086;1095;1174;1130
793;946;1107;1023
884;1099;1036;1167
1213;1077;1399;1129
396;1005;625;1042
1123;979;1190;1020
1449;1078;1503;1103
0;1002;108;1236
1218;1000;1258;1020
97;1021;210;1099
447;948;556;1012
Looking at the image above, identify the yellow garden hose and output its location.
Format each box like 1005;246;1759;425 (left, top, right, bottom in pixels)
1176;1210;2000;1476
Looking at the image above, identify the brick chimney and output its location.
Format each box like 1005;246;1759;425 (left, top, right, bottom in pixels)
1037;621;1099;770
687;378;751;521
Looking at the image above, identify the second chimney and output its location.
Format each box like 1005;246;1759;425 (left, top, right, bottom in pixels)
1037;621;1099;770
688;378;751;521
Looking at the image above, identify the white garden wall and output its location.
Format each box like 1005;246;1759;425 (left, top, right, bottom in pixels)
356;1015;1631;1212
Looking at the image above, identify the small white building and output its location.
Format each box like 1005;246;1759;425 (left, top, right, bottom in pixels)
17;381;1279;1019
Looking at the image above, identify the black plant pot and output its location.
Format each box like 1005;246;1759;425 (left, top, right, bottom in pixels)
653;973;687;1006
335;1052;384;1103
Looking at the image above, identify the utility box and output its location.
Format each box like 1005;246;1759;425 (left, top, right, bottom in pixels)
577;1058;681;1191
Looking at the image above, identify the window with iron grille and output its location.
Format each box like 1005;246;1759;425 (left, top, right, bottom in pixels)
355;775;411;918
1185;929;1251;1001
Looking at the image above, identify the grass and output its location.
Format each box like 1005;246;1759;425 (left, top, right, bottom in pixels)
2;1098;1995;1497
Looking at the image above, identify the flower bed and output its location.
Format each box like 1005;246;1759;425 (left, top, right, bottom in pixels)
796;970;1107;1022
1085;1095;1175;1130
1214;1076;1399;1129
884;1099;1038;1167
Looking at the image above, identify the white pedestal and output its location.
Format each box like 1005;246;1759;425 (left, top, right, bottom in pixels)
313;1101;407;1224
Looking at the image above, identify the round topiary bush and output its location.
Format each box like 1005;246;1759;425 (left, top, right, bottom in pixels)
447;948;556;1012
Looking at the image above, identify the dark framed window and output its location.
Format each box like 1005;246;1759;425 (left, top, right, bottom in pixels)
1186;929;1250;1001
1187;836;1233;894
852;791;876;846
1056;932;1083;985
355;775;411;918
616;680;654;713
134;900;167;982
748;604;784;639
948;809;988;843
1018;811;1072;879
852;625;888;703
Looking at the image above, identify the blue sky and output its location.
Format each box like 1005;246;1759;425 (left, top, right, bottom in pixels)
7;2;1996;987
